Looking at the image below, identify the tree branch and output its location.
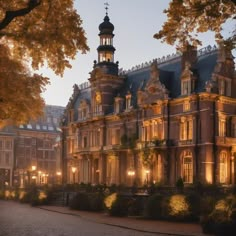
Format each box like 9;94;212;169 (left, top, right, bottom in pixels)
0;0;41;31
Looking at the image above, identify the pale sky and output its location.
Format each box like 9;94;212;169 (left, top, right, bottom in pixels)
41;0;232;107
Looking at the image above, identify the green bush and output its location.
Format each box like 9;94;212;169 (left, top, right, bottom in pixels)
88;193;104;212
144;194;164;219
70;192;90;211
128;196;145;216
109;195;130;217
200;195;217;216
200;195;236;235
185;193;201;220
175;177;184;193
70;192;104;212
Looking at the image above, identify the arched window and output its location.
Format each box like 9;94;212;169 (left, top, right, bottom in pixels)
219;152;227;184
182;150;193;183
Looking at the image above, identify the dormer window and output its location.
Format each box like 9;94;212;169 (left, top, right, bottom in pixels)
125;94;132;110
181;80;191;95
78;100;89;121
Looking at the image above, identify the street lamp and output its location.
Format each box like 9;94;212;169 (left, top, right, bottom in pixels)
71;167;77;184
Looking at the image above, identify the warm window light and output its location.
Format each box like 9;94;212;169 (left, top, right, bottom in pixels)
31;165;36;171
127;170;135;176
72;167;77;173
145;170;150;174
56;171;62;176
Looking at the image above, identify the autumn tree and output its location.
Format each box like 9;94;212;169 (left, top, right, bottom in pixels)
0;0;89;127
154;0;236;51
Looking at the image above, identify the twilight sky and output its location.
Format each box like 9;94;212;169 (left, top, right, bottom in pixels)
41;0;232;107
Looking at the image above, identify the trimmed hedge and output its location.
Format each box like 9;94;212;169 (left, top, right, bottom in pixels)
69;192;104;212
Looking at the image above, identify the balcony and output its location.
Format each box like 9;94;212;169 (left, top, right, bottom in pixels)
216;136;236;146
178;140;193;146
89;146;101;152
103;144;120;151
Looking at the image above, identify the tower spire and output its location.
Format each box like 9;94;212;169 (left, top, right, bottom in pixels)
104;2;109;16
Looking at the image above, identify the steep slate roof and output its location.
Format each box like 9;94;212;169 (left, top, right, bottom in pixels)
119;49;218;109
68;48;218;117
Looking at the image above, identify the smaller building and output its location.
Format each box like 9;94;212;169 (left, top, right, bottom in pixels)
0;126;15;187
0;105;64;187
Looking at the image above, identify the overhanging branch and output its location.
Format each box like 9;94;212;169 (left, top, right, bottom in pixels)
0;0;41;31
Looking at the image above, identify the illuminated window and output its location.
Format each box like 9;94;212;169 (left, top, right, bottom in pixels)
125;94;132;110
153;105;161;115
180;118;193;140
182;151;193;183
219;152;227;184
219;119;226;137
108;128;120;145
153;154;162;183
152;120;163;140
183;101;190;112
182;80;190;95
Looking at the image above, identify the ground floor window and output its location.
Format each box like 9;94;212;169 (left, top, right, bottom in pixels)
219;151;227;184
182;150;193;183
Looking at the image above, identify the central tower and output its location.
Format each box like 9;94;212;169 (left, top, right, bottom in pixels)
89;6;123;116
95;6;118;75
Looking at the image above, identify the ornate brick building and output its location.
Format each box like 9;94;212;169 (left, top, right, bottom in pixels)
62;13;236;186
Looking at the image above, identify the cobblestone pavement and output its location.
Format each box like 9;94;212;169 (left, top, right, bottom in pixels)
0;201;169;236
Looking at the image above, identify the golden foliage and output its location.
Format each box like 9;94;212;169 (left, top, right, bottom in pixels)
154;0;236;50
0;1;89;126
0;44;49;127
0;0;89;75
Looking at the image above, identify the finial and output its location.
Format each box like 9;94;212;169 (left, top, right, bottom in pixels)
104;2;109;15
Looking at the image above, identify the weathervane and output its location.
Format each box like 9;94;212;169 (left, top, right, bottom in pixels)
104;2;109;15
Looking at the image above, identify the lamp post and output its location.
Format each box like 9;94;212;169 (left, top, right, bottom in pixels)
71;167;76;184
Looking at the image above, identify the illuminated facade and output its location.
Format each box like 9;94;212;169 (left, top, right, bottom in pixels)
0;105;64;187
62;13;236;186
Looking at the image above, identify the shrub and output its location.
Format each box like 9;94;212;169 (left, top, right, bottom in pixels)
109;195;130;217
200;195;236;235
88;193;104;212
104;193;117;210
69;192;90;211
185;193;201;221
128;196;145;216
167;194;192;221
144;194;164;219
175;177;184;193
200;195;217;216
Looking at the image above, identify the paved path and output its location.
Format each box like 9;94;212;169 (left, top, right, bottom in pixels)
38;205;209;236
0;200;177;236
